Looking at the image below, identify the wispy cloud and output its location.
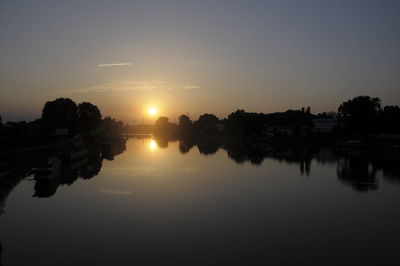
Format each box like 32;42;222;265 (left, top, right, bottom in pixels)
97;62;132;67
99;189;133;195
76;81;163;93
43;80;200;95
184;85;201;90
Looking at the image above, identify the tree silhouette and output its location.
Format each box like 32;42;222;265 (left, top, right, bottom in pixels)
380;105;400;133
195;113;219;133
178;114;193;134
155;117;170;135
41;98;78;128
153;117;179;137
78;102;102;132
178;114;192;127
338;96;381;134
226;109;265;135
155;117;169;128
225;109;314;137
102;116;124;138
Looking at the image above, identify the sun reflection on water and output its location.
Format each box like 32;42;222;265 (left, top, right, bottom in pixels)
149;140;158;151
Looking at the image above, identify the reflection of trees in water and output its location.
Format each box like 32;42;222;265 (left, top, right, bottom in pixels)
155;138;169;149
0;155;38;209
366;157;400;185
4;137;400;201
175;139;400;190
177;139;328;174
336;155;400;192
0;140;128;265
0;155;43;265
179;139;195;154
197;142;219;156
337;156;378;192
299;160;311;176
382;167;400;184
34;177;62;198
101;140;126;160
223;143;316;173
224;143;266;166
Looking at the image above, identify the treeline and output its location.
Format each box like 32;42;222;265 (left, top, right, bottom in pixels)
40;98;126;138
150;110;314;137
2;95;400;143
145;96;400;139
0;98;126;148
338;96;400;135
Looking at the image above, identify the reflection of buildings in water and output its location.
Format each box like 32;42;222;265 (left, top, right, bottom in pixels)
4;137;400;203
36;139;127;196
32;157;61;182
33;148;104;197
0;142;113;265
32;139;126;198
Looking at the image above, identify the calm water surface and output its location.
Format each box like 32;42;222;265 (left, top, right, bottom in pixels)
1;138;400;265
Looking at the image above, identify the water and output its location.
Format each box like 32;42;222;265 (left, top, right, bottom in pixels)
1;137;400;265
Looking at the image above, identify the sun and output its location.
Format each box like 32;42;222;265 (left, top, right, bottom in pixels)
148;107;158;116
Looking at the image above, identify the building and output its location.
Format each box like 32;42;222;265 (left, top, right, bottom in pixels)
312;118;338;133
261;125;294;138
54;128;70;136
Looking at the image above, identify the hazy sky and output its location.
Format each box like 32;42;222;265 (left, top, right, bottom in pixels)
1;0;399;123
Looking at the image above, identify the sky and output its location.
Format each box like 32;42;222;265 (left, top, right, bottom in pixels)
1;0;399;123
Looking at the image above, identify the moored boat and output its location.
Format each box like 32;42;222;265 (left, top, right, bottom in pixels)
32;157;61;181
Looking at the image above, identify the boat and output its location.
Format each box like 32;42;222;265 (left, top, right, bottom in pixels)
32;157;61;181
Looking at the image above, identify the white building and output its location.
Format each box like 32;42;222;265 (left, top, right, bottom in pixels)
312;118;338;133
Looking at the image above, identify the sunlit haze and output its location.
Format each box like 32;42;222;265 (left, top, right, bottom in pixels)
148;107;158;116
